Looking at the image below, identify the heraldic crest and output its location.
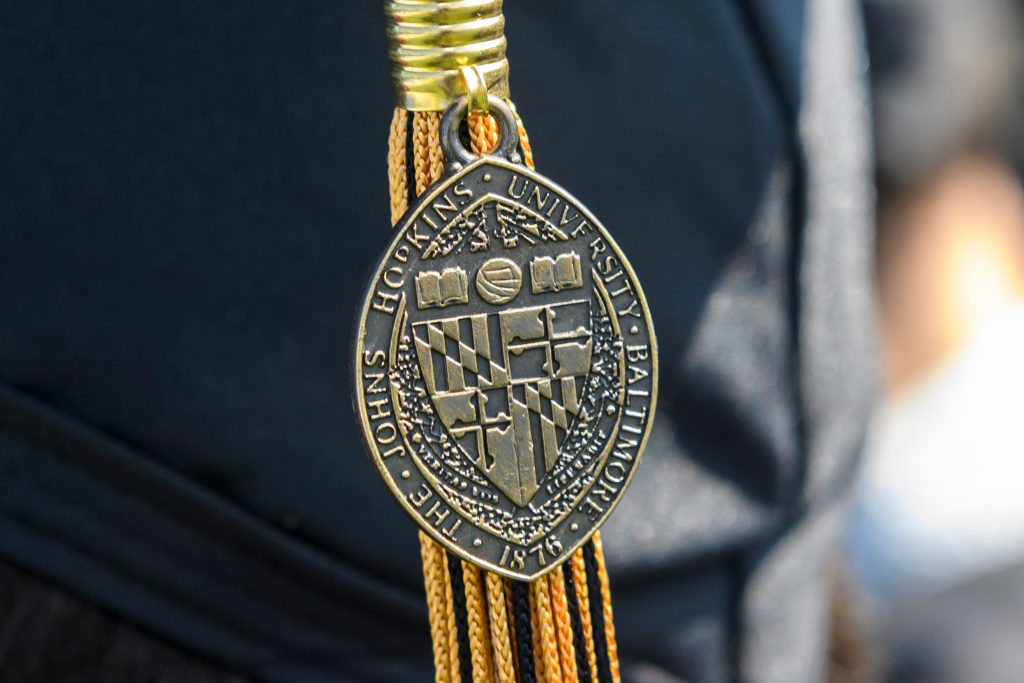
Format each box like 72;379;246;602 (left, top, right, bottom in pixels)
355;148;657;579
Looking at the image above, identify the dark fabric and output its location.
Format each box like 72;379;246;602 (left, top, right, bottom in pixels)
0;557;246;682
0;1;875;682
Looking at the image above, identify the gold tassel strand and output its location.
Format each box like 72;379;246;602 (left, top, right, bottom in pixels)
420;533;454;683
469;112;500;155
412;111;441;194
508;101;535;170
592;533;621;683
548;567;580;682
426;112;445;186
387;109;409;224
531;581;549;681
532;578;564;683
418;116;462;683
486;573;518;683
462;561;495;683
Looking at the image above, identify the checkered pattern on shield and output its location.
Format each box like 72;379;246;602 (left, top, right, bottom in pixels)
412;300;593;506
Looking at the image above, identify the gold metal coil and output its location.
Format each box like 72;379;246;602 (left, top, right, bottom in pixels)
385;0;510;111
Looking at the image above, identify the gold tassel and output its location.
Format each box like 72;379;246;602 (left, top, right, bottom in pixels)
549;566;579;682
463;561;495;683
387;109;409;224
532;574;563;682
389;104;622;683
419;533;453;683
487;572;518;683
593;533;621;682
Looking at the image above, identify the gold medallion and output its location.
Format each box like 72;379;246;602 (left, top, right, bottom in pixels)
354;97;657;579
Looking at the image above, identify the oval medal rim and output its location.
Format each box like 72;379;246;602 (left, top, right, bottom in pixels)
352;156;658;580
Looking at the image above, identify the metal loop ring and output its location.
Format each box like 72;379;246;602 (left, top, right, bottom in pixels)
440;94;522;170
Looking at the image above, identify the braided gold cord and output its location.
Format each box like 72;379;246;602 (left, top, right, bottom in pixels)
409;118;463;683
548;567;579;682
571;551;599;681
388;109;410;225
468;112;500;155
532;585;548;679
412;112;433;195
420;534;453;683
486;573;517;683
426;113;446;186
391;98;624;683
507;101;535;170
462;561;495;683
532;578;563;682
592;533;621;683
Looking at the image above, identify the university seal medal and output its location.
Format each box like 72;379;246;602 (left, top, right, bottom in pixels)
354;96;658;580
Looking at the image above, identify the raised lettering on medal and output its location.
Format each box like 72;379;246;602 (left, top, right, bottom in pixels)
354;158;657;579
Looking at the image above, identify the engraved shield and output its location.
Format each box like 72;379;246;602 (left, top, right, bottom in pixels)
412;300;592;506
355;153;657;579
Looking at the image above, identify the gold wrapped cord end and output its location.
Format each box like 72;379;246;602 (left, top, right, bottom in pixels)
386;0;510;111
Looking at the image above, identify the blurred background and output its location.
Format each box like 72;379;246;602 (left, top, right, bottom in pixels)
844;0;1024;681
